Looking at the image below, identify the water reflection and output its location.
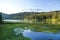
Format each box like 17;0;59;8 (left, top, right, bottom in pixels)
23;31;60;40
14;28;60;40
14;28;24;35
14;27;32;35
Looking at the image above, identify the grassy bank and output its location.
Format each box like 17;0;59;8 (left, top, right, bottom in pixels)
0;23;60;40
0;24;30;40
1;23;60;32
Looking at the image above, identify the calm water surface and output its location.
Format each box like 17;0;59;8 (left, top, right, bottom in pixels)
3;19;23;22
14;28;60;40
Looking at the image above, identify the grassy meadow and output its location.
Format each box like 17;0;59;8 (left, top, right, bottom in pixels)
1;23;60;40
0;24;31;40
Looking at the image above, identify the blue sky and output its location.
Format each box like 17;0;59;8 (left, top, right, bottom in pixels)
0;0;60;14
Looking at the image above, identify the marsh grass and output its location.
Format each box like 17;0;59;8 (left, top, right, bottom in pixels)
0;23;60;40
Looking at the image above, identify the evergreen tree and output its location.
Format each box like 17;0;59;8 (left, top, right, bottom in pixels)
0;12;2;23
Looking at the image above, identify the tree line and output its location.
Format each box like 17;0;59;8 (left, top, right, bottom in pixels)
24;10;60;24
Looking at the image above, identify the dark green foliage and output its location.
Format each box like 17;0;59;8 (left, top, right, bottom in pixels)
0;12;2;23
24;10;60;24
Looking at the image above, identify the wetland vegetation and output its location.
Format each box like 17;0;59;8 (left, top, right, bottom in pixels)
1;10;60;40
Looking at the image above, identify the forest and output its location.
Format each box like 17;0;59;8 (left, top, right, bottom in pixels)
24;10;60;24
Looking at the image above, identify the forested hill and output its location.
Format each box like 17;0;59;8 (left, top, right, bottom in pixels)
2;10;60;20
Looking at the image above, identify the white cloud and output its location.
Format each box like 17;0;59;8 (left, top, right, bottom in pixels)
0;3;22;14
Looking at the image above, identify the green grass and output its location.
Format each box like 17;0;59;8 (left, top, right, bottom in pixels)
1;23;60;32
0;24;30;40
0;23;60;40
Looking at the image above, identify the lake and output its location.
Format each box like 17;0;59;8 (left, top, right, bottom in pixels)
23;32;60;40
3;19;24;22
23;30;60;40
14;28;60;40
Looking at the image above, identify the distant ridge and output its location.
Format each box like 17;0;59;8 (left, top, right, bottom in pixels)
2;10;60;20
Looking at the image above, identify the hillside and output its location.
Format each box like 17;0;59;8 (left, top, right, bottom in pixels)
2;10;60;24
23;10;60;24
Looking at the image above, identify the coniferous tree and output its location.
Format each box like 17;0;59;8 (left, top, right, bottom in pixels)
0;12;2;23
